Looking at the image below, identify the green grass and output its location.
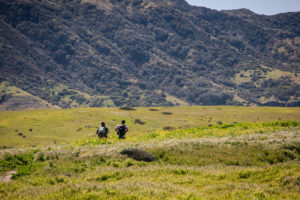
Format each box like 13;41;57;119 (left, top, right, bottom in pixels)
0;82;31;97
0;82;57;110
0;106;300;199
0;129;299;199
1;106;300;147
76;121;300;146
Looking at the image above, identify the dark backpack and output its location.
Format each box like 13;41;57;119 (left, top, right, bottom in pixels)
118;125;125;136
97;127;108;137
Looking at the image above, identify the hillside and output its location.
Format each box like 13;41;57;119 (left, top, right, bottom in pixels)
0;0;300;109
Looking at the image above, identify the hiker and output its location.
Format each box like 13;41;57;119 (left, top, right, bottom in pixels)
115;120;129;139
96;121;109;138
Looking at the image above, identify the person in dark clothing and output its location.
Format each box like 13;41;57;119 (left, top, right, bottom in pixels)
96;121;109;138
115;120;129;139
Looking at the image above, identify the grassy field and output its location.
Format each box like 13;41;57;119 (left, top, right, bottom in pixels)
1;106;300;147
0;106;300;199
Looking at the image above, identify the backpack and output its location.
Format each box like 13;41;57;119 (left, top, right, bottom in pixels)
118;125;126;136
97;127;108;137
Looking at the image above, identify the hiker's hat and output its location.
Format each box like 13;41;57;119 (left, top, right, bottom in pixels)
121;120;125;123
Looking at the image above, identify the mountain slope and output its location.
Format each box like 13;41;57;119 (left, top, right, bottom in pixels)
0;0;299;109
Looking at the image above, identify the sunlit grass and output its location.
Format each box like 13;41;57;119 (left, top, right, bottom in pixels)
76;121;300;146
0;106;300;199
1;127;299;199
1;106;300;147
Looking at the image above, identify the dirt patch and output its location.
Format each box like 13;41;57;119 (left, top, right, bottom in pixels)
0;171;17;182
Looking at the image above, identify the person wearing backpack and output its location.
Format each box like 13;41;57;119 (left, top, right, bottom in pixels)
115;120;129;139
96;121;109;138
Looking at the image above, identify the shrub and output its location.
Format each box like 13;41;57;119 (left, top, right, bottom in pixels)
218;123;235;129
173;169;188;175
149;108;159;111
283;144;300;154
96;172;121;182
34;152;45;162
13;164;37;179
0;146;13;149
0;151;44;179
162;112;172;115
147;132;159;139
263;121;299;127
162;126;175;131
283;151;296;160
120;148;156;162
280;175;300;189
238;171;251;179
0;153;33;171
119;107;136;111
134;119;145;125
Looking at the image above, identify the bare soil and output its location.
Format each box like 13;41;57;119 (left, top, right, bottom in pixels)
0;171;17;182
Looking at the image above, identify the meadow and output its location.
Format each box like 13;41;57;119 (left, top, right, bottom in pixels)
0;106;300;199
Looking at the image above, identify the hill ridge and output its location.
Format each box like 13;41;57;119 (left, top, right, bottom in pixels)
0;0;299;109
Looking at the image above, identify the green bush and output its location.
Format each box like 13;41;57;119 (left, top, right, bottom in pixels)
238;171;251;179
120;148;156;162
283;144;300;154
263;121;299;127
0;152;35;172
